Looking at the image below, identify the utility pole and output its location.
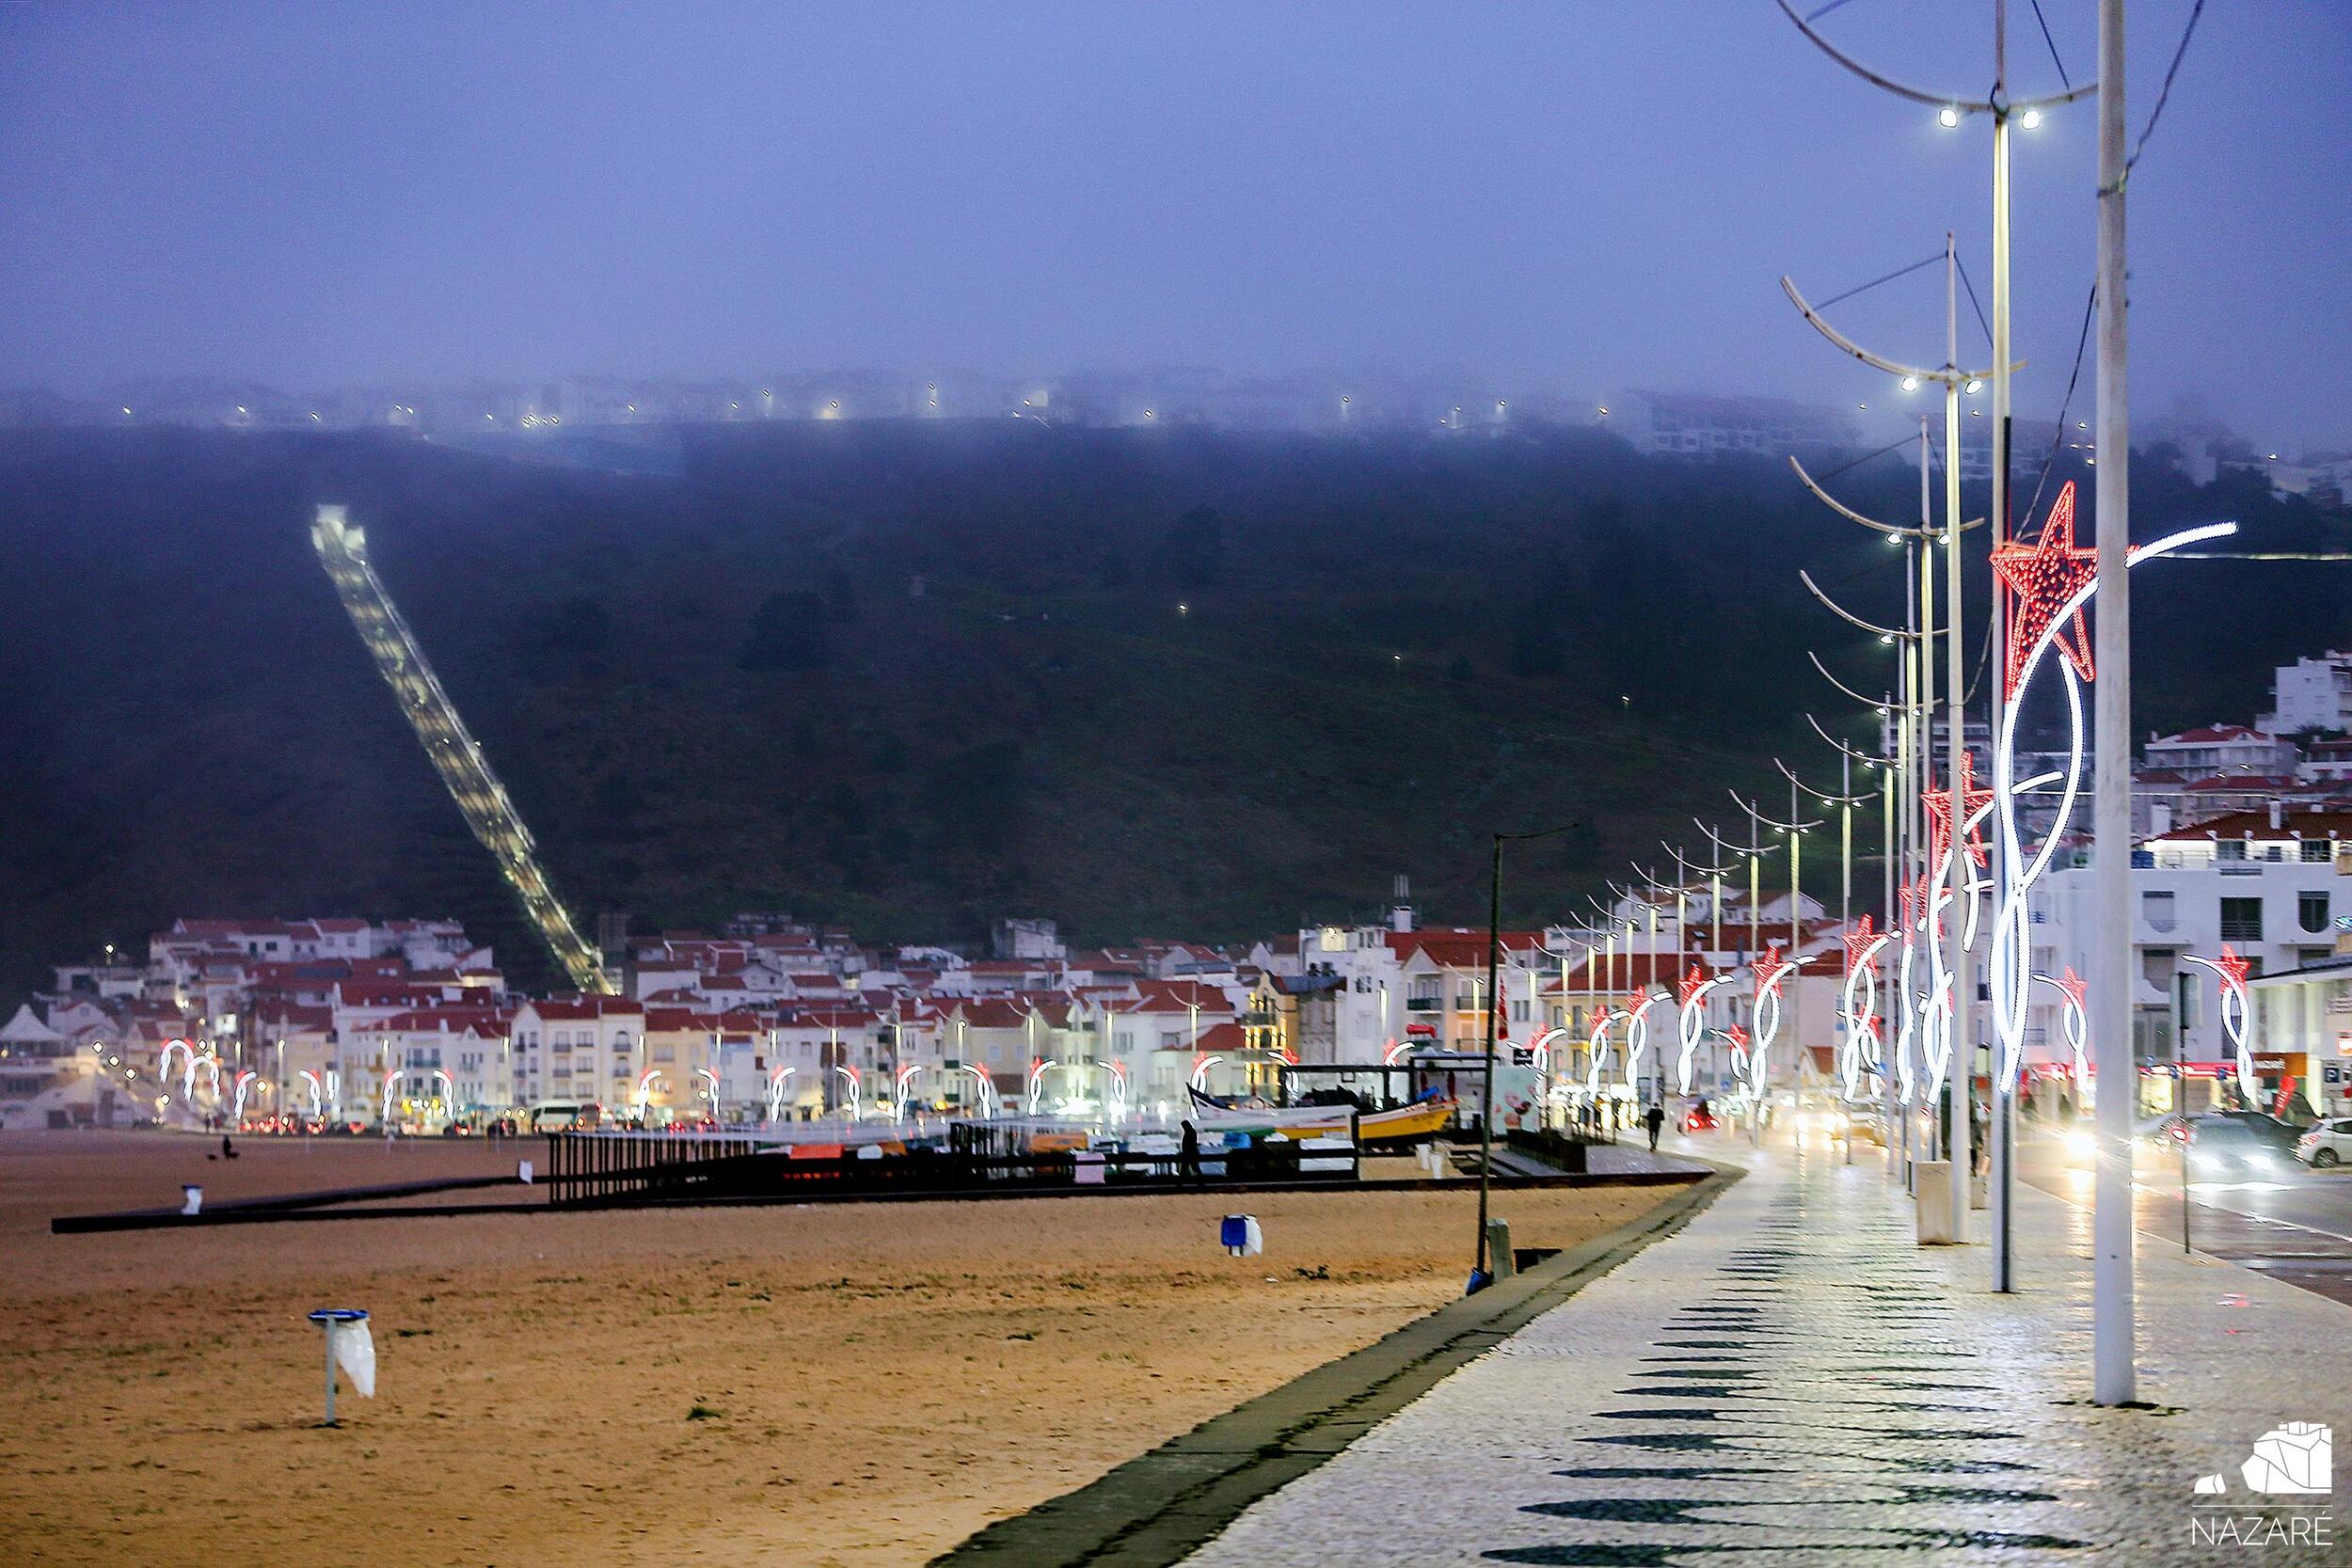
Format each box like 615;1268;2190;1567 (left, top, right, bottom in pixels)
1943;233;1972;1248
2090;0;2137;1408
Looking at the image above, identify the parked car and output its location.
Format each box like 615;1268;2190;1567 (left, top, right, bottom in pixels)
2205;1110;2307;1151
2295;1117;2352;1168
2185;1117;2292;1180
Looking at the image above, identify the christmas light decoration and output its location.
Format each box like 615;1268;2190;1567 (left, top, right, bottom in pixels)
298;1068;325;1119
1923;749;1994;874
230;1069;258;1126
1749;943;1798;1096
1989;481;2098;699
1675;965;1730;1093
1989;520;2241;1091
766;1064;798;1122
1622;990;1664;1090
2185;945;2257;1101
1584;1006;1616;1098
159;1038;197;1098
1025;1056;1054;1112
1839;916;1890;1101
2031;969;2089;1091
1188;1053;1223;1094
835;1064;864;1122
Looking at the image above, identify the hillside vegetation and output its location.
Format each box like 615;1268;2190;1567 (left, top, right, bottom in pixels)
2;421;2343;991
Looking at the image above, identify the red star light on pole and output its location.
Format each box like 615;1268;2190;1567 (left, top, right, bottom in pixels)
1924;750;1994;871
1843;915;1882;975
1990;479;2099;699
2211;943;2250;1002
2056;965;2088;1015
1677;963;1710;1009
1752;942;1795;999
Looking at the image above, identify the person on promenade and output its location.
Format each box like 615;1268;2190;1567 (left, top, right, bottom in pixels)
1179;1118;1201;1187
1644;1101;1664;1152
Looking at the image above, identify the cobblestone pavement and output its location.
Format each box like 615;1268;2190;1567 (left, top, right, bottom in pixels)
1181;1142;2352;1565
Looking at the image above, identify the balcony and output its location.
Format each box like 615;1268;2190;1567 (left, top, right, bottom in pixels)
1404;997;1442;1013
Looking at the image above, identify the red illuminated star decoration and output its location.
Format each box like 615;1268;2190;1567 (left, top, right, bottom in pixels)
2210;943;2250;1003
1990;480;2099;700
1843;915;1883;976
1722;1022;1751;1063
1677;963;1710;1009
2054;965;2089;1016
1923;750;1994;872
1752;942;1796;1000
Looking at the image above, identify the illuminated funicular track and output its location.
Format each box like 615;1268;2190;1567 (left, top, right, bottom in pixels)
311;504;614;995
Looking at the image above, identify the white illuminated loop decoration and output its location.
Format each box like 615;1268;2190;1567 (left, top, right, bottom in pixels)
432;1068;457;1118
159;1038;198;1098
890;1064;919;1122
1188;1053;1222;1094
962;1065;995;1116
2030;968;2090;1092
834;1064;863;1122
696;1067;722;1115
1748;943;1797;1098
1988;506;2241;1091
1583;1006;1616;1099
1892;881;1921;1105
1839;917;1891;1101
1674;965;1730;1094
1620;990;1664;1091
380;1068;405;1123
1105;1060;1129;1121
766;1064;797;1121
230;1069;258;1126
298;1068;325;1118
634;1067;663;1115
2184;945;2258;1102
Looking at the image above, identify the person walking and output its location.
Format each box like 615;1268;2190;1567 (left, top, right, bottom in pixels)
1178;1118;1201;1188
1644;1101;1665;1153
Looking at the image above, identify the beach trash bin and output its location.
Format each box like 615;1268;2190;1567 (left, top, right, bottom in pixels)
308;1308;374;1426
1220;1214;1263;1257
1074;1151;1106;1186
181;1185;202;1216
1914;1161;1956;1245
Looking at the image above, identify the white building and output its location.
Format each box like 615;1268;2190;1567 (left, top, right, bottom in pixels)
2142;724;2301;779
2260;651;2352;738
2030;806;2350;1114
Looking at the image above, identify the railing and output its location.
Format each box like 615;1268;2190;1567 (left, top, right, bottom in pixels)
541;1130;1360;1208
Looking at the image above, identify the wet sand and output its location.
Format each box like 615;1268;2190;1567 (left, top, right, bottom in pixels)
0;1131;1675;1567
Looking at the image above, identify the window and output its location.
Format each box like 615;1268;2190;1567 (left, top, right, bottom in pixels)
2217;839;2246;862
2301;893;2331;934
2303;840;2335;863
2141;892;2176;932
2219;898;2263;943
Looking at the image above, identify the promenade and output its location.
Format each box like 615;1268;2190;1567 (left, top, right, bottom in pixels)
1179;1141;2352;1566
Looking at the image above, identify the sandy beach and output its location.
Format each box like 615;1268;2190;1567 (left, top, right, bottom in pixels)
0;1130;1676;1567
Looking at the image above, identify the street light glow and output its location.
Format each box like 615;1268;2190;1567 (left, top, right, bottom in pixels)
1900;376;1919;392
1964;378;1984;395
1938;105;1961;128
2021;108;2043;130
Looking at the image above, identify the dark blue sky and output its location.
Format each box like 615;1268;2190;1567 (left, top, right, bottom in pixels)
3;2;2344;447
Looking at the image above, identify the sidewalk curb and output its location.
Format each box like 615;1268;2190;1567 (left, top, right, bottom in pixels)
928;1163;1742;1568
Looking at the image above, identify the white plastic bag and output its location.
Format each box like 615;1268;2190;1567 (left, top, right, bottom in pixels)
331;1318;377;1399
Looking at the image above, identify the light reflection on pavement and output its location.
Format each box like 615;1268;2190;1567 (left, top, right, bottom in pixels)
2018;1135;2352;1307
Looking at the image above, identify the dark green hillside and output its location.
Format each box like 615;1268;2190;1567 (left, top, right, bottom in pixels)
1;422;2343;992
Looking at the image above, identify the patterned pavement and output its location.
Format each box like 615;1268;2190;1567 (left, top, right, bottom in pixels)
1179;1141;2352;1565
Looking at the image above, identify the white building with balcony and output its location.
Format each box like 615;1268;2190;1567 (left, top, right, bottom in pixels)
2259;650;2352;737
2030;805;2350;1113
